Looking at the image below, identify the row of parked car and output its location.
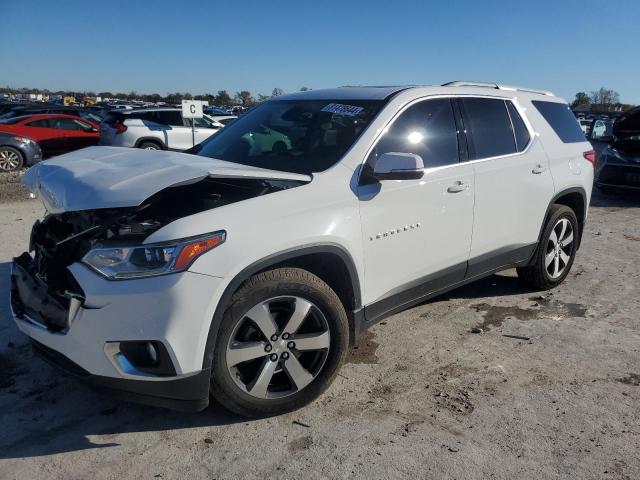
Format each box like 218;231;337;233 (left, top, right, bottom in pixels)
0;102;237;171
1;99;639;195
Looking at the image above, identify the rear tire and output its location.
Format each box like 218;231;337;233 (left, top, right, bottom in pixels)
138;141;161;150
210;268;349;418
0;147;24;172
517;205;579;290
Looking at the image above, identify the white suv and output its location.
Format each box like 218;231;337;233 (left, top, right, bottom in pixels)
12;83;594;417
99;108;223;151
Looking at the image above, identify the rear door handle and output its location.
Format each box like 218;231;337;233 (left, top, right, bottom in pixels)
532;164;546;174
447;181;469;193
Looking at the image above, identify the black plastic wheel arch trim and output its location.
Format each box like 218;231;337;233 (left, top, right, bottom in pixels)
536;187;588;251
201;243;362;370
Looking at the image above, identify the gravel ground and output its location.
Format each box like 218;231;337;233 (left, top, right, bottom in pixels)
0;178;638;480
0;171;31;203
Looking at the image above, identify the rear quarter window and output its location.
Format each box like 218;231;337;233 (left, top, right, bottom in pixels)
103;112;124;124
155;111;183;126
532;101;585;143
126;111;158;122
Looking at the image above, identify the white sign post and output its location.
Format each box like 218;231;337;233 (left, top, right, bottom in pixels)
182;100;207;147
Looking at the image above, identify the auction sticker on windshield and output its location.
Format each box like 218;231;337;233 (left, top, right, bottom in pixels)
321;103;364;116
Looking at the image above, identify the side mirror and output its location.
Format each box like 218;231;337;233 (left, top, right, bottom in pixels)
373;152;424;180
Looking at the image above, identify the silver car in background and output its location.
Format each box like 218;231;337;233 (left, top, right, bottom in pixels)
0;132;43;171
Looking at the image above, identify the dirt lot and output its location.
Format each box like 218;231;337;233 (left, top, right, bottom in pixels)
0;176;638;480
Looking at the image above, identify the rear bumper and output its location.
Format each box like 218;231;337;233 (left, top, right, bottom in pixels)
595;162;640;189
595;181;640;191
31;339;211;411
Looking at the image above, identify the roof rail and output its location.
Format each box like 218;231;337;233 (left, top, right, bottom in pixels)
442;81;554;97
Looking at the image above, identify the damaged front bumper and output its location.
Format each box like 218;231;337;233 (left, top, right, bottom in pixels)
10;254;225;412
11;253;84;333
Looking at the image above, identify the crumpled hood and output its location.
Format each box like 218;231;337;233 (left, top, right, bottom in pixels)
22;146;311;213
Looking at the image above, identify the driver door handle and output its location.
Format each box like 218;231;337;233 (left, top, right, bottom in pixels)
532;164;546;174
447;181;469;193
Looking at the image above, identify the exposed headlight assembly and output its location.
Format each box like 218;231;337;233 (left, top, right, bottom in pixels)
82;231;226;279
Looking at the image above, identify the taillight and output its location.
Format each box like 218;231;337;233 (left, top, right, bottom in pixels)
113;123;127;134
583;150;597;168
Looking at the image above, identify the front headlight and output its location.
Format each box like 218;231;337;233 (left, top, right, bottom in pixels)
82;231;226;279
12;136;33;144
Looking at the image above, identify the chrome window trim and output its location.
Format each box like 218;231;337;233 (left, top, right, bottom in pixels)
358;93;539;181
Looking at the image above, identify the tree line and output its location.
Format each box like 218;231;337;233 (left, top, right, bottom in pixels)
0;86;311;106
570;88;634;112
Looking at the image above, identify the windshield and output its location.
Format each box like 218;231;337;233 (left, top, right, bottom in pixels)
79;111;103;123
192;99;383;174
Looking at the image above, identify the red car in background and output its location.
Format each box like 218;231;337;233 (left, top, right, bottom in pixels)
0;114;99;158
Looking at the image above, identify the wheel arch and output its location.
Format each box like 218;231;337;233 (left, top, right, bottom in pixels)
134;137;167;149
201;244;362;369
540;187;587;249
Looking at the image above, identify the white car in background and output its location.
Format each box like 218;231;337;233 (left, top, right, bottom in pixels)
99;108;223;151
578;119;591;135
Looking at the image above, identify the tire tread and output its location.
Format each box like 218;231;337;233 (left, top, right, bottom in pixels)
517;204;578;290
209;267;349;418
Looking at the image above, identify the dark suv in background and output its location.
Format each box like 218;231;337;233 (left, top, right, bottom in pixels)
591;106;640;192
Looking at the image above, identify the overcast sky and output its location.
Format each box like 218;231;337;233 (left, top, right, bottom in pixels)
1;0;638;104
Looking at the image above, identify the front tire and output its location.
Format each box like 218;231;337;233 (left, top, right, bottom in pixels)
138;141;161;150
0;147;24;172
517;205;579;290
210;268;349;417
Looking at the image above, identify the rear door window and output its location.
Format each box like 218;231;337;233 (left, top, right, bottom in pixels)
459;98;516;159
532;100;585;143
371;98;459;168
103;113;124;125
506;102;531;152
